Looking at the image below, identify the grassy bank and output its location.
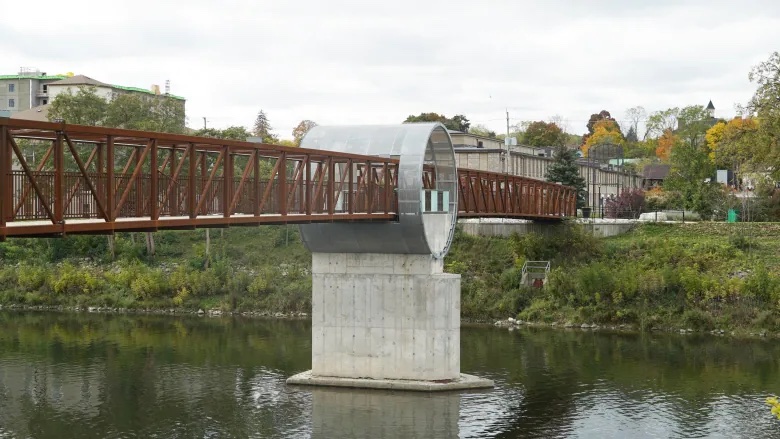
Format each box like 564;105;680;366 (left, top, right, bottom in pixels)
448;222;780;333
0;226;311;313
1;222;780;333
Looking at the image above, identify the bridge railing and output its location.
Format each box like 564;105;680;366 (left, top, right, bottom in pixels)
0;119;400;238
457;168;576;219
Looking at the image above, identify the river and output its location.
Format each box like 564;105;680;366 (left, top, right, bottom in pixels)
0;311;778;438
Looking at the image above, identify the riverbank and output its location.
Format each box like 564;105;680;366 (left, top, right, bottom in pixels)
1;222;780;335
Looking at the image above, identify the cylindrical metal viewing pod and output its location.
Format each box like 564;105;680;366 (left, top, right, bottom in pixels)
298;122;457;259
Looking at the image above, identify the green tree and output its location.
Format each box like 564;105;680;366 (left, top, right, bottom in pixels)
252;110;278;143
292;120;318;145
404;112;470;132
664;137;719;218
469;124;497;139
747;51;780;180
48;86;108;126
105;94;152;129
545;145;587;208
193;126;251;141
522;121;565;147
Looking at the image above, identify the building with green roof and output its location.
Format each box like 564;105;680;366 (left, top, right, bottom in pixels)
1;68;185;120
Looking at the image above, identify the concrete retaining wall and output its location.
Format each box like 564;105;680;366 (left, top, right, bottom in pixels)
459;219;636;238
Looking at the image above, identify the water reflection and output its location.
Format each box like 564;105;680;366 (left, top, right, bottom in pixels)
0;312;779;438
310;388;460;438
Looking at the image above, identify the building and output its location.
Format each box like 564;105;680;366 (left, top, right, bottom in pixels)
451;131;641;207
1;68;185;121
0;68;68;114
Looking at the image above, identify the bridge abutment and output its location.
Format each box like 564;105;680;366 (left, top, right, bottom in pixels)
286;253;493;391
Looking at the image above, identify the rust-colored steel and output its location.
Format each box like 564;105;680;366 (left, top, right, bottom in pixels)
456;168;576;220
0;119;571;239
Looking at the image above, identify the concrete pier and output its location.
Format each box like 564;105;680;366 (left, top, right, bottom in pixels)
286;253;493;391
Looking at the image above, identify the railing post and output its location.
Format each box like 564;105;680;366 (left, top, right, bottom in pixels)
305;155;312;216
106;136;114;221
54;131;64;223
150;140;159;220
348;159;354;215
223;146;232;218
188;144;196;219
169;148;177;216
279;152;287;216
0;125;8;228
327;159;335;215
253;151;260;217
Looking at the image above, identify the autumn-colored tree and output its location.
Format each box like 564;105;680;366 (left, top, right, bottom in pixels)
582;119;624;157
521;121;565;147
706;117;760;169
655;129;676;161
292;120;318;145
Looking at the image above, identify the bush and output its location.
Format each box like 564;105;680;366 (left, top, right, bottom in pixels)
53;264;100;296
681;308;714;330
605;189;646;219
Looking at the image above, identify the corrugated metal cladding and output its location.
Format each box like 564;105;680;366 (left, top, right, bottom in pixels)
298;123;458;259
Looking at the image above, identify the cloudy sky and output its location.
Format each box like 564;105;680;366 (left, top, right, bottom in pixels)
2;0;779;137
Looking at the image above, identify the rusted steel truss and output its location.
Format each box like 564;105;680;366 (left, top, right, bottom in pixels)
455;168;577;220
0;119;399;239
0;119;572;240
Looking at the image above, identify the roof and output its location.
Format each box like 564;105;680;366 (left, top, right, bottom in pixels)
47;74;185;101
0;75;67;81
643;164;671;180
706;100;715;110
10;104;51;122
47;74;112;88
112;84;185;101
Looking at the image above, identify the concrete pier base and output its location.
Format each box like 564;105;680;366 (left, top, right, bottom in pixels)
287;252;493;391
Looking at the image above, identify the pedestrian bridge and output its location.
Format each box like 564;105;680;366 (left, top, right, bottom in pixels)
0;118;575;241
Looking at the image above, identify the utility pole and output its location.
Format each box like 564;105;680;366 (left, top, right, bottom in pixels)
506;109;510;140
203;117;207;130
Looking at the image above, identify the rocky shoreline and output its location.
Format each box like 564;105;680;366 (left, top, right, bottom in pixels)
490;317;780;339
0;303;308;319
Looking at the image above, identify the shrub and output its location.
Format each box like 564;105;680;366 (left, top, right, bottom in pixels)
53;264;100;296
681;308;714;330
605;188;645;219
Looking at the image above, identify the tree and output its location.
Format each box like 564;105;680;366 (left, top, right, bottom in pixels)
586;110;621;136
623;106;647;140
105;94;152;130
582;119;624;157
545;145;587;208
747;51;780;179
706;117;760;170
522;121;565;147
194;126;252;141
655;129;676;161
48;86;108;126
625;126;638;143
676;105;715;148
292;120;318;145
664;136;719;219
404;112;470;132
252;110;278;143
469;124;497;138
645;108;680;139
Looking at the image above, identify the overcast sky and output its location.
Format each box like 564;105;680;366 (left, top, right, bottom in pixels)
2;0;780;137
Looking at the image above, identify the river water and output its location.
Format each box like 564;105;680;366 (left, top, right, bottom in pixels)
0;311;778;438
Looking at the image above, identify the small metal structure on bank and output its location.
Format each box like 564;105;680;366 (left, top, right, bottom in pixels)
0;118;576;240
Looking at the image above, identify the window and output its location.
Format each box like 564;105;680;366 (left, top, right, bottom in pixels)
8;99;14;108
42;99;47;105
8;84;14;92
42;84;48;92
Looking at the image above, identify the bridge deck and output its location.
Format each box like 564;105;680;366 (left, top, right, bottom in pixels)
0;119;575;239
